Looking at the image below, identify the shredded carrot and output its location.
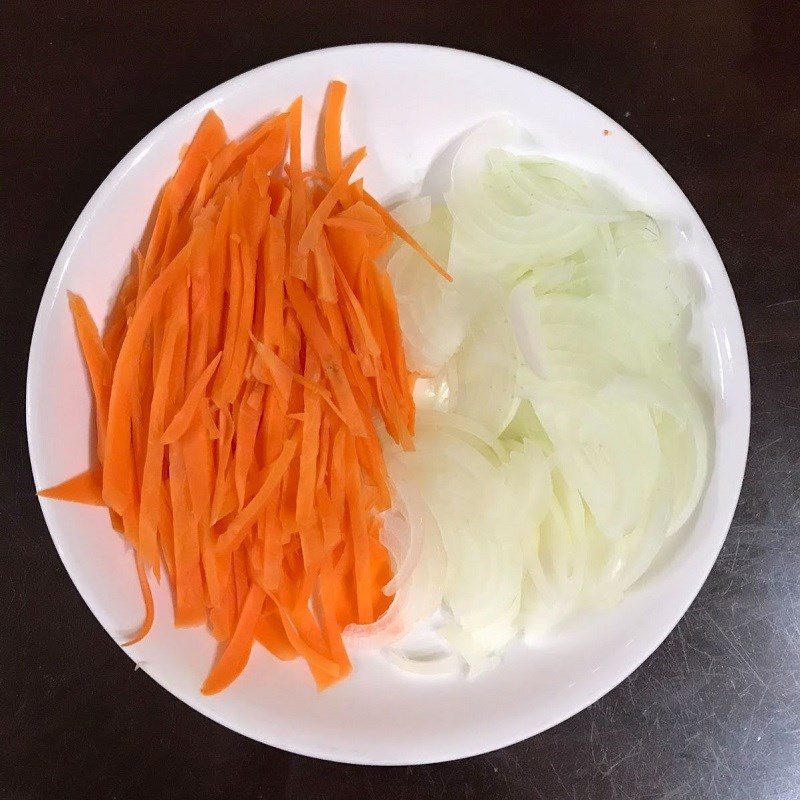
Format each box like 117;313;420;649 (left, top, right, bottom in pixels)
161;352;222;444
123;552;155;646
362;189;453;282
323;80;347;179
67;292;112;461
170;111;227;214
297;148;367;258
40;81;449;692
201;583;266;694
38;466;104;505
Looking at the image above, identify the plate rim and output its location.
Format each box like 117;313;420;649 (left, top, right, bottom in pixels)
26;42;751;765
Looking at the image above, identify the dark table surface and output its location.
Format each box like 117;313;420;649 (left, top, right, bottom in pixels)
4;2;800;798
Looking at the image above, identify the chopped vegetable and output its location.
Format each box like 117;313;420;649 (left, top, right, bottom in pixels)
379;120;710;674
38;82;447;692
38;466;105;505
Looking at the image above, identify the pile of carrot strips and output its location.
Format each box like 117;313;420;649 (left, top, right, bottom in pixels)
39;81;450;693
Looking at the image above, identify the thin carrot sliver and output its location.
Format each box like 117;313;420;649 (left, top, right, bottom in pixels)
123;552;155;646
287;97;308;281
211;404;234;524
170;111;227;214
271;597;341;681
206;194;232;359
234;383;265;508
362;189;453;282
296;352;323;566
262;215;286;350
161;352;222;444
324;215;385;235
250;336;293;406
297;148;367;258
217;231;257;402
323;80;347;179
169;444;205;626
38;466;104;505
285;277;366;437
212;195;244;402
104;242;192;514
216;439;297;555
138;312;183;573
201;582;266;694
254;606;297;660
67;292;112;461
343;433;373;624
312;230;338;304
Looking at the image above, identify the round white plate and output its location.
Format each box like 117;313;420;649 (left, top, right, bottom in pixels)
27;44;749;765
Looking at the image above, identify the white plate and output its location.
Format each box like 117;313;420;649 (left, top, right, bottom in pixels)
27;44;750;765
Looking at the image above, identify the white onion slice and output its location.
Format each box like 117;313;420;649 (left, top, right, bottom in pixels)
379;124;710;674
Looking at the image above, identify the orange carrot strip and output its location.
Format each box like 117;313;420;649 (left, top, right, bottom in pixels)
316;485;341;552
138;312;183;573
103;274;135;366
271;598;341;680
231;547;250;620
202;400;221;439
189;161;214;220
363;190;453;282
170;111;227;214
123;552;155;646
157;488;176;579
332;257;380;357
181;417;215;543
318;558;352;672
285;277;366;437
262;215;286;350
67;292;112;461
216;439;297;555
185;217;215;376
211;405;234;523
169;444;205;626
296;354;323;567
135;186;173;308
329;425;347;526
201;522;222;608
250;336;293;407
161;352;222;444
201;582;266;695
254;607;297;661
324;215;385;235
240;161;271;251
205;114;287;199
104;242;192;514
297;148;366;259
293;371;345;423
209;568;236;642
323;80;347;179
38;466;104;505
212;195;244;402
312;229;338;303
344;432;372;624
234;383;265;508
287;97;308;281
216;227;257;403
207;194;232;359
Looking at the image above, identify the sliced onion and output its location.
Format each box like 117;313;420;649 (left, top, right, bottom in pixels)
378;124;710;675
390;195;432;229
387;648;462;677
